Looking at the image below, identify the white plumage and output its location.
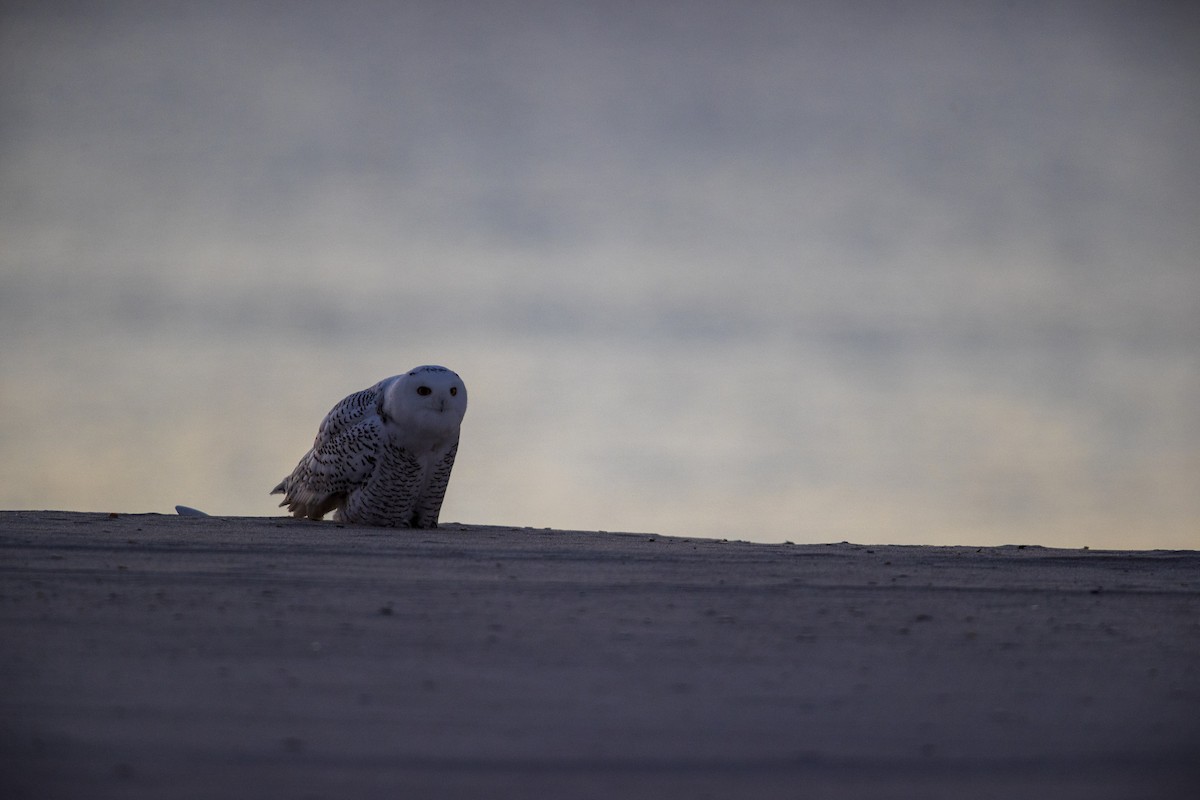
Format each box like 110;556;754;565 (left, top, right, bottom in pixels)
271;365;467;527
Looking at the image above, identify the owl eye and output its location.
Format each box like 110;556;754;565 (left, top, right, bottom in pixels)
416;386;432;396
449;387;458;396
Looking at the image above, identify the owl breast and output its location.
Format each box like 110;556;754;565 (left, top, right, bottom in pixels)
335;439;457;528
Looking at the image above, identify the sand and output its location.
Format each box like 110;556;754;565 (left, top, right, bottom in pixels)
1;511;1197;799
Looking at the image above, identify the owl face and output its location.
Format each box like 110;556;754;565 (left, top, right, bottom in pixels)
384;365;467;429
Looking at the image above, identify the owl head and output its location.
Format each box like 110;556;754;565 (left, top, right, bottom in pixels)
381;365;468;436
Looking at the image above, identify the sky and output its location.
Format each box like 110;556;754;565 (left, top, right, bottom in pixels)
2;0;1198;548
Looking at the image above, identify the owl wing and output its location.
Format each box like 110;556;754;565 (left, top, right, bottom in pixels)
313;377;395;439
271;382;392;520
413;442;459;528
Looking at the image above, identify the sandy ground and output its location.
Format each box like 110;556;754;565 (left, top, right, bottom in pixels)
1;511;1197;799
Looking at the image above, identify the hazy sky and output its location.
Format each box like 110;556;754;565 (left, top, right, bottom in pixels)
2;1;1197;547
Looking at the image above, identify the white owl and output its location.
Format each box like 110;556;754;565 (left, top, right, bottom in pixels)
271;366;467;527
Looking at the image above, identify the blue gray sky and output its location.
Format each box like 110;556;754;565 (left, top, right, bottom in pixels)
2;0;1197;547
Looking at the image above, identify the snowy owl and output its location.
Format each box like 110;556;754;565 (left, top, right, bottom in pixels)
271;366;467;527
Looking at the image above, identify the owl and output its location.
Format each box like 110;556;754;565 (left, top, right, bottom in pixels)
271;366;467;527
